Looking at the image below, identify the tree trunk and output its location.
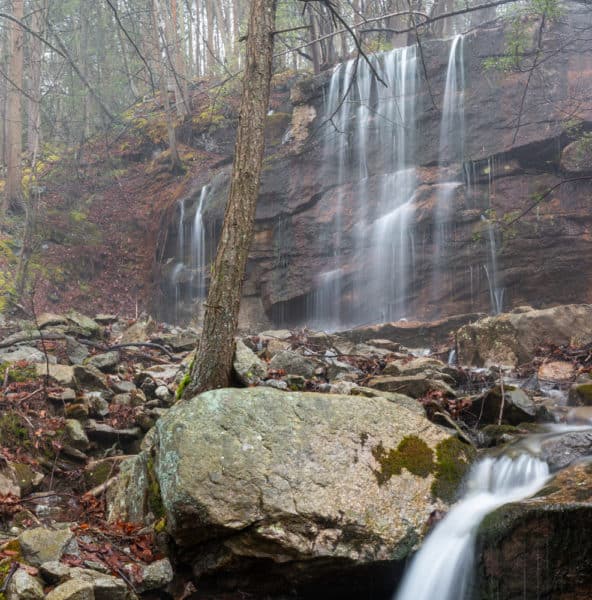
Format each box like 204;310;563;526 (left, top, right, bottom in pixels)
185;0;277;396
3;0;25;215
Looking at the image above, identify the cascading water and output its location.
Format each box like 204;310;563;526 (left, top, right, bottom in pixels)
313;45;419;328
432;34;465;312
395;453;549;600
167;185;210;322
481;214;504;314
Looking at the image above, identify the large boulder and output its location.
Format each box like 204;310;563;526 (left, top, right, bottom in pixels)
475;462;592;599
456;305;592;367
110;387;473;593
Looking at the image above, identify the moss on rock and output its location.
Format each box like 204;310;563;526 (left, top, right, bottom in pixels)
372;435;435;485
431;437;476;502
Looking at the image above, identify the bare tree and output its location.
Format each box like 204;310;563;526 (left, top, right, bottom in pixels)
184;0;277;396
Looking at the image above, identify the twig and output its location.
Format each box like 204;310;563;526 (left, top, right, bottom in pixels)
86;476;118;498
0;562;18;592
497;374;506;425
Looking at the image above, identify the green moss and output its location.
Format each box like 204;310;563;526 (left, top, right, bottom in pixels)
176;356;195;400
431;437;476;502
146;456;165;520
0;361;38;383
573;383;592;404
372;435;435;485
85;461;114;488
0;413;30;448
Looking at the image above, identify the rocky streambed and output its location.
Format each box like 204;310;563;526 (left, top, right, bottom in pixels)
0;304;592;598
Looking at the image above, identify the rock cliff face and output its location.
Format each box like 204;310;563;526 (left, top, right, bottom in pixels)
155;2;592;330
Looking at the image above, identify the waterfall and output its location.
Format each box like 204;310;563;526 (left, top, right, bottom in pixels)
191;185;209;300
432;34;465;312
167;185;210;322
481;215;504;314
313;45;419;329
395;453;549;600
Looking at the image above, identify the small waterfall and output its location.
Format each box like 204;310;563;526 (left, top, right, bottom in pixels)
481;214;504;314
432;35;465;311
191;185;209;300
313;45;419;328
395;453;549;600
167;185;210;322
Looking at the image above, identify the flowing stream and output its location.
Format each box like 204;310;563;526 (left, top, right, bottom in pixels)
395;453;549;600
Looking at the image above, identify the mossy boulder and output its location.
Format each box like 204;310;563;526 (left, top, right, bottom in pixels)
109;387;464;591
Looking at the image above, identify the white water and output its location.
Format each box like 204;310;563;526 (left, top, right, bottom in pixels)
395;453;549;600
432;34;465;312
191;184;209;299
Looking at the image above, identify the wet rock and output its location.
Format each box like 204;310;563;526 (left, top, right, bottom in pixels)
366;374;456;399
19;526;75;566
269;350;317;378
87;351;120;372
45;579;94;600
537;360;575;382
568;379;592;406
233;339;268;385
457;305;592;367
470;386;537;426
112;388;464;588
476;462;592;599
540;430;592;470
5;568;44;600
567;406;592;424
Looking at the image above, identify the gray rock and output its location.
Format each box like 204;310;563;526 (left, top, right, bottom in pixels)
540;430;592;470
85;421;142;443
83;392;110;418
59;388;78;403
37;313;68;329
67;312;101;336
68;567;131;600
19;527;74;566
471;386;537;425
110;379;136;394
120;318;156;344
568;379;592;406
5;568;44;600
127;558;173;592
154;385;172;405
156;331;198;351
45;579;94;600
457;305;592;367
65;337;89;365
112;388;464;583
262;379;288;390
351;386;425;415
0;457;20;497
65;419;90;450
35;364;75;386
0;346;54;364
269;350;316;378
87;351;120;372
40;560;72;583
233;339;268;385
73;365;110;392
366;374;456;399
383;357;447;377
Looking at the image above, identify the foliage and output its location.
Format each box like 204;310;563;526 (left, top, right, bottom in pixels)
483;0;562;72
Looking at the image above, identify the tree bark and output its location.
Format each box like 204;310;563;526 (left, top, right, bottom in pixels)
3;0;24;215
185;0;277;396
